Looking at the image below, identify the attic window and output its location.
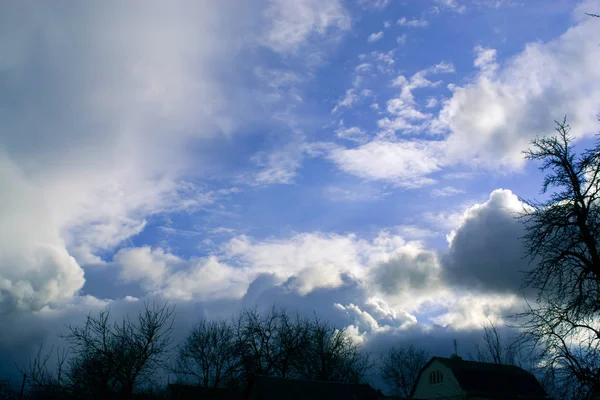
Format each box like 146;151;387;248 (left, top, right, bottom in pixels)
429;370;443;385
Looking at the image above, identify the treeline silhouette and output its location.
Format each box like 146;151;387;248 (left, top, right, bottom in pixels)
10;304;371;400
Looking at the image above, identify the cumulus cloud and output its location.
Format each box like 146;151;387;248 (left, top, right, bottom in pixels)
328;140;443;187
0;0;262;312
223;233;371;294
115;246;248;302
111;230;458;329
114;246;177;290
1;0;348;314
441;189;532;295
327;8;600;188
372;248;442;297
439;11;600;167
429;292;521;330
0;157;85;311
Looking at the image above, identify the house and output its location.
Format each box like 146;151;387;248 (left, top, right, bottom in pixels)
247;375;384;400
410;355;551;400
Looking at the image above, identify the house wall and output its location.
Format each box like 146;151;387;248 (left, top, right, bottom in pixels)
411;360;466;400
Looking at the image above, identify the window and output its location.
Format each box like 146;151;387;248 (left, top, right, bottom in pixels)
429;370;444;385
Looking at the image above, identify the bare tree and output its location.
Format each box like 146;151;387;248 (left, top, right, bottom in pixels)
517;118;600;399
22;302;174;399
515;298;600;400
470;318;527;367
172;319;237;387
296;318;371;383
0;380;17;400
21;344;70;398
232;308;290;382
231;307;314;384
178;307;371;391
520;118;600;319
379;344;428;398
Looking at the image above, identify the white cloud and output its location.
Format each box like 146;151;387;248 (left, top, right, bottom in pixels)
359;50;397;75
377;62;454;136
250;145;306;185
246;141;338;186
395;225;439;240
355;63;373;73
425;97;438;108
261;0;351;54
430;293;520;330
114;246;177;290
332;89;360;113
224;233;365;294
358;0;390;11
161;256;248;302
115;246;248;302
324;185;390;202
384;21;392;29
328;140;443;187
368;31;384;43
430;61;456;74
397;17;429;28
336;126;368;142
473;45;498;76
0;157;85;311
438;13;600;168
253;67;305;104
434;0;467;14
335;120;369;143
430;186;464;197
396;34;408;45
422;209;467;234
1;0;351;313
222;231;433;297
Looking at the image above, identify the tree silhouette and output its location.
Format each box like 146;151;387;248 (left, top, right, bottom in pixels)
517;118;600;399
379;344;428;398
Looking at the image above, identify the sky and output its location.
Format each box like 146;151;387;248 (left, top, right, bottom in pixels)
1;0;600;388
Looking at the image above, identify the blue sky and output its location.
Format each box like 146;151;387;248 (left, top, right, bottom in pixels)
1;0;600;384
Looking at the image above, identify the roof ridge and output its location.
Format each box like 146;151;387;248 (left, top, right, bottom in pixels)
433;356;527;368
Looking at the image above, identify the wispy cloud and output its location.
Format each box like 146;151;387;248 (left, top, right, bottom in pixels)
367;31;384;42
397;17;429;28
260;0;351;54
430;186;465;197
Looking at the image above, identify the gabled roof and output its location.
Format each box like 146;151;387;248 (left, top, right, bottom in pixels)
411;357;550;400
248;375;381;400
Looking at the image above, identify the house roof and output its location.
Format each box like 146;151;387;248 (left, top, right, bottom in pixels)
248;375;382;400
412;357;550;400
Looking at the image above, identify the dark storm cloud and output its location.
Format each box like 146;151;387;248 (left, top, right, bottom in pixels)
441;189;535;296
373;250;440;295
